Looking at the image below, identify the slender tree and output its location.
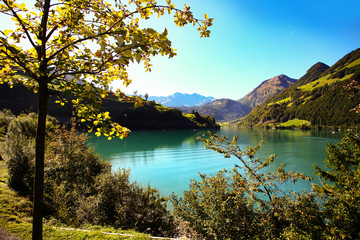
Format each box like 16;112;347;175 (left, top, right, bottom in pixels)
314;133;360;239
0;0;212;239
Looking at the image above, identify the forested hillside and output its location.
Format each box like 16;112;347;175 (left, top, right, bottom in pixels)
0;84;219;130
239;48;360;128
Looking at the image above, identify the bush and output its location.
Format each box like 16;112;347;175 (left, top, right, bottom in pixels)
172;170;257;239
3;113;55;195
77;170;175;236
0;109;15;137
3;114;176;236
43;124;111;222
172;133;323;239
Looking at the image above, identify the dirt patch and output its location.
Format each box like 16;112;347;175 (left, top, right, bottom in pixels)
0;229;20;240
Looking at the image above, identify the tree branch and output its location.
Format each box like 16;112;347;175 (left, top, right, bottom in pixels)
1;0;37;48
230;147;274;203
46;4;195;62
0;48;39;81
50;90;75;112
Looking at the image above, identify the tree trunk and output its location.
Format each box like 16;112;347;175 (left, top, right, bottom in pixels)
32;81;48;240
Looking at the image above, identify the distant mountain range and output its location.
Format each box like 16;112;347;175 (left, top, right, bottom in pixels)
178;74;297;122
148;92;215;107
150;46;360;128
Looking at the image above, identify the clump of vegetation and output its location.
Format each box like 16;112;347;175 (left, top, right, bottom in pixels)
172;132;360;239
0;109;14;137
313;133;360;239
172;133;323;239
2;112;176;237
3;112;56;196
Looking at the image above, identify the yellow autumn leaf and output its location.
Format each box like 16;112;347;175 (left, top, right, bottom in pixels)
20;3;26;10
4;29;12;36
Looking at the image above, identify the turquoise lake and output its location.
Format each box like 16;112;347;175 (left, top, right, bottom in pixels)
89;128;342;197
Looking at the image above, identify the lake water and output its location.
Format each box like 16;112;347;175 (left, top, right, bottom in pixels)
89;128;342;197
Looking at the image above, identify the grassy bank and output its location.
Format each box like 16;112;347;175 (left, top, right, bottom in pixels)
0;158;172;240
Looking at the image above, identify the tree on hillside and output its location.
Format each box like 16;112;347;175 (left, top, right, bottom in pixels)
0;0;212;239
345;79;360;114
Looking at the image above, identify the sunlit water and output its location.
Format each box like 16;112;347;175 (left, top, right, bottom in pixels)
88;128;342;197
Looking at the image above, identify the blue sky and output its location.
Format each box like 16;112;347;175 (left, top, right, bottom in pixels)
1;0;359;100
122;0;360;99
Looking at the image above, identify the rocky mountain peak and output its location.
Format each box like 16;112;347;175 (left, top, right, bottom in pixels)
238;74;297;108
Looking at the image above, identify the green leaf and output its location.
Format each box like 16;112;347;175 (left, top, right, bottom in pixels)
135;52;141;63
123;49;132;58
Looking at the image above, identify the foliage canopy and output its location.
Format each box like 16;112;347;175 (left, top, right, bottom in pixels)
0;0;213;138
0;1;212;239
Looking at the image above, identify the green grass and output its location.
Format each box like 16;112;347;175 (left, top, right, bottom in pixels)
298;73;354;91
0;157;33;240
341;58;360;69
298;59;360;91
183;113;195;121
280;119;311;127
267;97;292;107
153;103;168;111
0;159;157;240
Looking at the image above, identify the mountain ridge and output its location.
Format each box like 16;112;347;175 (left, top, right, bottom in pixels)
238;74;297;108
238;48;360;128
179;74;297;122
148;92;215;107
179;99;252;122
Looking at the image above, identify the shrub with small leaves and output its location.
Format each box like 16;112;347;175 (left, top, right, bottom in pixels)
3;113;176;236
172;132;322;239
3;113;56;195
0;109;14;137
76;169;175;236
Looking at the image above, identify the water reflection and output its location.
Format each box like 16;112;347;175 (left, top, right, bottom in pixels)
88;128;342;197
90;130;208;153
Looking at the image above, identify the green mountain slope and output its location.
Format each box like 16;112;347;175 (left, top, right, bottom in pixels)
238;48;360;128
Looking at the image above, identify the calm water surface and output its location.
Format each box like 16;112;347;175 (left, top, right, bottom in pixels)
89;128;342;197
